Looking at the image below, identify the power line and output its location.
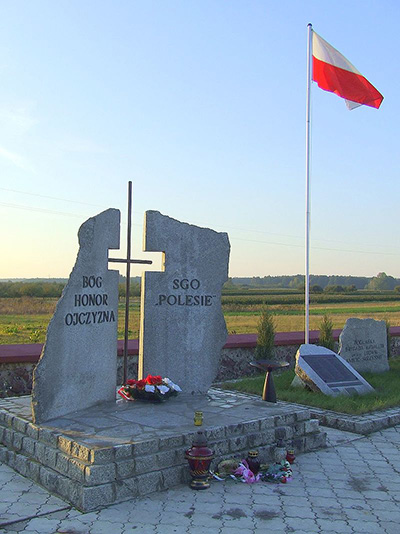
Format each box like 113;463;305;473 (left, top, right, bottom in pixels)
0;187;107;209
230;236;400;257
1;188;399;258
0;202;83;218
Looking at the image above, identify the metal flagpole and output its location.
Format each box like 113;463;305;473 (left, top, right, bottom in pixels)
305;23;313;345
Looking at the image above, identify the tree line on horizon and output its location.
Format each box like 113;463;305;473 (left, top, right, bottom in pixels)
0;278;141;298
225;272;400;291
0;272;399;298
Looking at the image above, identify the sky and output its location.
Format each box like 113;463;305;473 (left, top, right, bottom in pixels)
0;0;399;279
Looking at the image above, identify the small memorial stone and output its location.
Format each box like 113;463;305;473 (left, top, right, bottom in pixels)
339;318;389;373
295;344;374;396
138;210;230;394
31;209;120;423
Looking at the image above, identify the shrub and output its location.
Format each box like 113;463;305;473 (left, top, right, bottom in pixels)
311;285;323;293
318;315;334;351
324;285;344;293
344;285;357;292
255;307;276;360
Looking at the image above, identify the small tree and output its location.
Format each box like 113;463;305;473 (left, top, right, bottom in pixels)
319;315;334;351
255;307;276;360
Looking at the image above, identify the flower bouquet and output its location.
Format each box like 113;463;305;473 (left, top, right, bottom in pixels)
118;375;181;403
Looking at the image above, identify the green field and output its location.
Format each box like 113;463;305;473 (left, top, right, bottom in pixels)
1;289;400;344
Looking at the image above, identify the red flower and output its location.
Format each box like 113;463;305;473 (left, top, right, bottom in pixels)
135;379;147;390
145;375;163;386
126;379;138;386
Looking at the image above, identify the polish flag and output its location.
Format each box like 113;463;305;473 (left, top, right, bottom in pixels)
312;32;383;110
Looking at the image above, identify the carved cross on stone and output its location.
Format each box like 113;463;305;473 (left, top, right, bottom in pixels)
108;181;152;384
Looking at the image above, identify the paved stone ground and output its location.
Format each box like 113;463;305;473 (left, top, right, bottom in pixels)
1;426;400;533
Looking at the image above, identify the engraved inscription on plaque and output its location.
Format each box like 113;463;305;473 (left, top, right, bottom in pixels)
302;353;362;388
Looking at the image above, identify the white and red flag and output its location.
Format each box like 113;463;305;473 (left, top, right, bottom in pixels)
312;31;383;110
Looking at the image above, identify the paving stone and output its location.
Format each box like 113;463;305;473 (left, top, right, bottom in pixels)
124;527;157;534
89;520;125;533
283;505;315;519
364;498;399;512
158;511;191;527
96;506;131;522
373;509;400;522
347;519;383;533
336;498;371;510
306;495;342;509
253;516;287;530
154;525;187;534
64;511;98;523
54;518;93;532
312;505;348;521
380;521;400;534
18;518;60;533
252;493;281;506
315;525;353;534
129;500;164;515
191;513;226;527
305;487;337;498
223;492;254;505
185;527;221;534
362;490;396;501
343;507;379;521
284;517;319;531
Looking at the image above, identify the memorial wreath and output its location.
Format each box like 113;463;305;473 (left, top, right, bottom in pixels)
118;375;181;402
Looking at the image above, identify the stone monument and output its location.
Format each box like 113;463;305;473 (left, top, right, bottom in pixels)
31;209;120;423
0;207;328;512
138;210;230;394
295;344;374;396
339;318;389;373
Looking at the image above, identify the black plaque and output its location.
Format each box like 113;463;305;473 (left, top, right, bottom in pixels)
302;353;362;388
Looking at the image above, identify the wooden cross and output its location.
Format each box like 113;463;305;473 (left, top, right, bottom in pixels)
108;181;152;384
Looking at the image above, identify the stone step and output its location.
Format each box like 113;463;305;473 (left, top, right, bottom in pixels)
0;391;326;512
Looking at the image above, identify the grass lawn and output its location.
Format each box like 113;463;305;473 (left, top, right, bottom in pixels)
220;356;400;415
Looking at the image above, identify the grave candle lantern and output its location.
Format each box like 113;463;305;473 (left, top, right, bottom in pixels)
286;447;296;464
246;450;260;475
194;411;203;426
185;430;214;490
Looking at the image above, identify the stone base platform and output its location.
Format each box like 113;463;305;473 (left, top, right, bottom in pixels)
0;389;326;512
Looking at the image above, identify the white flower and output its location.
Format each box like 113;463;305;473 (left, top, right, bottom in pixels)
145;384;155;393
163;378;182;392
157;385;169;395
170;381;182;392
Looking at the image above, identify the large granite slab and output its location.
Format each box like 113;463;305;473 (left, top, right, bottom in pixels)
139;211;230;394
295;344;374;396
339;318;389;373
0;392;326;511
31;209;120;423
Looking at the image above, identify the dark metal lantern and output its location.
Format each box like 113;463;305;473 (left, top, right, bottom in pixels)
246;450;260;475
185;431;214;490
